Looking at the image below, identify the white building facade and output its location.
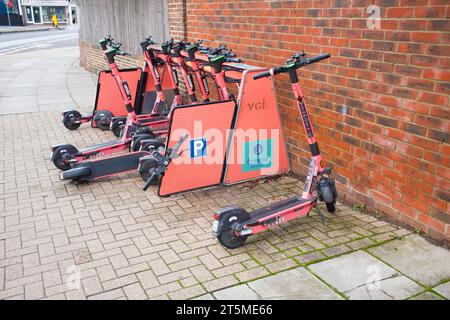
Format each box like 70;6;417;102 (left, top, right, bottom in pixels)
20;0;78;25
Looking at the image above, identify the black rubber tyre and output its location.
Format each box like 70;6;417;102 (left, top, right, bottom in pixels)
132;134;156;152
93;110;113;131
326;202;336;214
61;166;91;181
140;139;166;152
138;158;159;185
52;146;77;171
63;111;82;131
217;209;251;249
111;118;126;137
318;178;337;214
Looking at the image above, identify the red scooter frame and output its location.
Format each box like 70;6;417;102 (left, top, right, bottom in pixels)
213;52;338;249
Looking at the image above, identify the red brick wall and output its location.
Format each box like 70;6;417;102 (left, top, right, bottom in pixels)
168;0;187;40
171;0;450;240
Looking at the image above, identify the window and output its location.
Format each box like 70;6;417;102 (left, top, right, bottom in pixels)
42;6;67;23
25;6;33;22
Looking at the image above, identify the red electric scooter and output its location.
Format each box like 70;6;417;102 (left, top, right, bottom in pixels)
61;36;149;131
59;47;238;183
212;52;338;249
51;43;157;171
52;37;205;171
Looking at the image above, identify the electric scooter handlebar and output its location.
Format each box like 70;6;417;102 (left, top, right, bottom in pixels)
226;57;241;63
116;50;131;56
253;70;273;80
253;53;331;80
142;134;189;192
308;53;331;64
143;172;157;192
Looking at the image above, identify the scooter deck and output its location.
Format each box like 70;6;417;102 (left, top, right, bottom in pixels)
245;197;308;225
79;140;125;154
80;151;149;180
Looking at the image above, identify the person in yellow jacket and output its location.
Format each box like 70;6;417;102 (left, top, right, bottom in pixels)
52;14;58;29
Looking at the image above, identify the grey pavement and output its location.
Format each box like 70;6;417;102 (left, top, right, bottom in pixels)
209;235;450;300
0;25;52;34
368;234;450;287
0;46;95;115
0;35;449;300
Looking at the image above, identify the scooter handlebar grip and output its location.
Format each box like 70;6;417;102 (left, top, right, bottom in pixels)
309;53;331;64
143;172;156;191
226;57;241;63
253;70;271;80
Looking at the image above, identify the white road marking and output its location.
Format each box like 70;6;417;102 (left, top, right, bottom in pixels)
0;33;78;56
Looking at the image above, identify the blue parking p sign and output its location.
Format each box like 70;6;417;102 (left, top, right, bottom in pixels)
190;138;207;159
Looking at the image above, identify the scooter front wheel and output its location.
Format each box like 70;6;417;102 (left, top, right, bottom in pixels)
93;110;113;131
217;209;251;249
63;111;82;130
326;202;336;214
132;134;157;152
110;118;126;137
138;158;159;185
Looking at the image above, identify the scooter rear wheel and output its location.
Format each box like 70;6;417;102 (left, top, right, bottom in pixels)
52;146;77;171
63;111;82;131
217;209;251;249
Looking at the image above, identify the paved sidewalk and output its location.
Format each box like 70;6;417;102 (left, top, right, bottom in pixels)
0;26;53;34
0;47;95;115
204;234;450;300
0;48;449;300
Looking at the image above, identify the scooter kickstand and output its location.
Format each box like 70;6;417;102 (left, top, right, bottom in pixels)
316;206;328;225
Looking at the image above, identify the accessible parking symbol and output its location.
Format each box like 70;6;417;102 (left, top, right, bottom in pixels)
190;138;207;159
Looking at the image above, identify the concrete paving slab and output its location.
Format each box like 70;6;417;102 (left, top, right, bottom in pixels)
37;96;73;105
192;294;215;300
247;268;342;300
0;95;37;105
308;251;399;293
38;104;67;112
213;284;260;300
346;285;392;300
350;276;423;300
374;275;424;300
368;235;450;287
433;281;450;299
2;87;36;97
410;291;444;300
0;105;38;115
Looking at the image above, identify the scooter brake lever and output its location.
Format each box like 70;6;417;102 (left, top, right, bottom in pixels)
293;51;306;60
171;148;188;160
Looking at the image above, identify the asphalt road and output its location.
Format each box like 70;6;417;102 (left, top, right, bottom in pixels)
0;27;79;56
